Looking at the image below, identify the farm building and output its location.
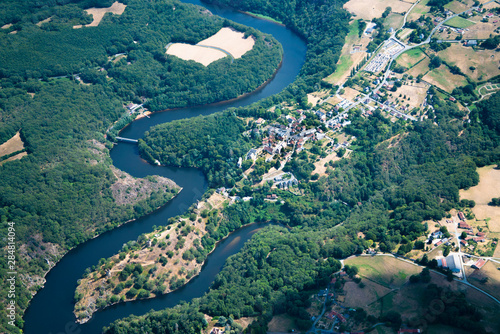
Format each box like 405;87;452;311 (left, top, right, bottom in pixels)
472;259;487;269
437;254;461;273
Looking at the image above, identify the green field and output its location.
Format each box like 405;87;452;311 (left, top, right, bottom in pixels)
344;256;421;288
423;65;468;93
326;54;353;83
324;21;359;83
445;16;475;29
396;47;425;68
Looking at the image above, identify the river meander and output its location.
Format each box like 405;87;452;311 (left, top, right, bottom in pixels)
22;1;306;333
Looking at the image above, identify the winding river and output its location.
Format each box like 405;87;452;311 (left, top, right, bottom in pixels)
22;1;306;333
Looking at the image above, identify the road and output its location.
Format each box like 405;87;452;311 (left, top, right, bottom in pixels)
371;0;486;100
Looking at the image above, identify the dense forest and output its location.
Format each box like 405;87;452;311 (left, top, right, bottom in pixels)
0;0;282;110
140;112;258;186
204;0;351;97
0;0;283;332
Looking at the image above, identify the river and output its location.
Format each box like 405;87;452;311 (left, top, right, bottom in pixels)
22;1;306;333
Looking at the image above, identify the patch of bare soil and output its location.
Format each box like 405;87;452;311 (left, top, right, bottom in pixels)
110;166;178;205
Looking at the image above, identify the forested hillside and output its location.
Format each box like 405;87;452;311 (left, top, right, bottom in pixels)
140;112;257;186
0;0;282;110
0;0;282;331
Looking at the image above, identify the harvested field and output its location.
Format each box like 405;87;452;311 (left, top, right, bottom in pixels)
390;83;429;109
167;28;255;66
325;95;342;106
462;16;500;39
342;280;392;308
73;1;126;28
423;65;467;93
1;23;12;29
444;16;475;28
166;44;227;66
444;0;471;14
460;165;500;231
396;47;425;68
197;27;254;58
0;131;25;158
344;255;421;288
467;260;500;300
344;0;414;20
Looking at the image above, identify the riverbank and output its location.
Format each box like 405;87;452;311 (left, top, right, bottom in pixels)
74;192;267;324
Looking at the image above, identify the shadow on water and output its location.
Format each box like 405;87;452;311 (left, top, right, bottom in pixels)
22;1;306;333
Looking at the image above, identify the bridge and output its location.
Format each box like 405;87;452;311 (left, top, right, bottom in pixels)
116;136;139;143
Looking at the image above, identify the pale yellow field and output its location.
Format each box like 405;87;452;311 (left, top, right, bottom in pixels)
467;261;500;300
0;152;27;166
167;28;255;66
390;83;429;109
166;44;227;66
74;1;127;28
307;93;321;106
1;23;12;29
197;27;254;58
340;87;361;101
0;132;25;158
460;165;500;232
463;16;500;40
344;0;414;20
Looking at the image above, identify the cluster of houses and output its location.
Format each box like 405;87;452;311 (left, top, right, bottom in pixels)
457;211;489;247
124;103;143;115
428;230;450;248
244;108;351;168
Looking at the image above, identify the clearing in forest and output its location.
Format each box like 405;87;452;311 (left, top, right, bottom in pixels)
344;256;421;288
73;1;127;28
343;0;414;21
460;165;500;232
166;27;255;66
197;27;255;58
324;20;370;85
0;131;27;165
